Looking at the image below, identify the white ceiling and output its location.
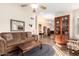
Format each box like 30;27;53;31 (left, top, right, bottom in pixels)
20;3;79;19
42;3;79;14
39;3;79;19
20;3;79;13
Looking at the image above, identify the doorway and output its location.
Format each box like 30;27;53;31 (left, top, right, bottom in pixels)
43;26;47;38
38;24;42;39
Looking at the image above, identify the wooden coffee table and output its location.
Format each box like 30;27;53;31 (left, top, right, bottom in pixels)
17;40;42;55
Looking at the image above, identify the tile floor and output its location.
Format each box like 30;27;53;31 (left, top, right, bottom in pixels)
40;37;69;56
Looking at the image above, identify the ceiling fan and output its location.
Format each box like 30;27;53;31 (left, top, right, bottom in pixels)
21;4;47;10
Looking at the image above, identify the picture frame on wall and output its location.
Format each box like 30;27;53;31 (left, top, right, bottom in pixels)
10;19;25;31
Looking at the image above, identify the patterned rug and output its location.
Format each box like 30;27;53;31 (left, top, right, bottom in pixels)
9;44;55;56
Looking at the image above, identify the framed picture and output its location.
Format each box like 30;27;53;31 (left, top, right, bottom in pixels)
10;19;25;31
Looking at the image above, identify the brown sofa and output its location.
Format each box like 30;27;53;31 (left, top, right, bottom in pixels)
0;32;37;55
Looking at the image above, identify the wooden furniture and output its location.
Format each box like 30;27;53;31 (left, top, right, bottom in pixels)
17;40;42;55
54;15;70;45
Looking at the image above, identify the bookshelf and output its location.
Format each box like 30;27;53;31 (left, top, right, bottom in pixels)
54;15;70;45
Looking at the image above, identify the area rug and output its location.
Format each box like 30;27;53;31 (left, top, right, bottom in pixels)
10;44;55;56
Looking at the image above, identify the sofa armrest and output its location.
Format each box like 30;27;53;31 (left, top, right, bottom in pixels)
0;36;6;55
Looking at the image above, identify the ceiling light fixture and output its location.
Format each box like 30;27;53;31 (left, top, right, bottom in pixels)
31;4;39;9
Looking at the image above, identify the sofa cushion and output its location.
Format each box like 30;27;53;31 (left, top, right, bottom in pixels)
12;33;21;41
26;32;32;38
1;33;13;41
21;32;27;40
7;39;19;47
7;39;29;47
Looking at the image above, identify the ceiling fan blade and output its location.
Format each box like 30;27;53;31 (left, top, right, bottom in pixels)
40;5;47;10
21;4;29;7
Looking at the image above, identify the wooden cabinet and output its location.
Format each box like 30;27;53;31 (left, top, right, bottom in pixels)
54;15;70;45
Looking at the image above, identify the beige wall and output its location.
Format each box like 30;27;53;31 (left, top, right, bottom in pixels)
0;3;51;35
0;3;36;33
72;9;79;39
